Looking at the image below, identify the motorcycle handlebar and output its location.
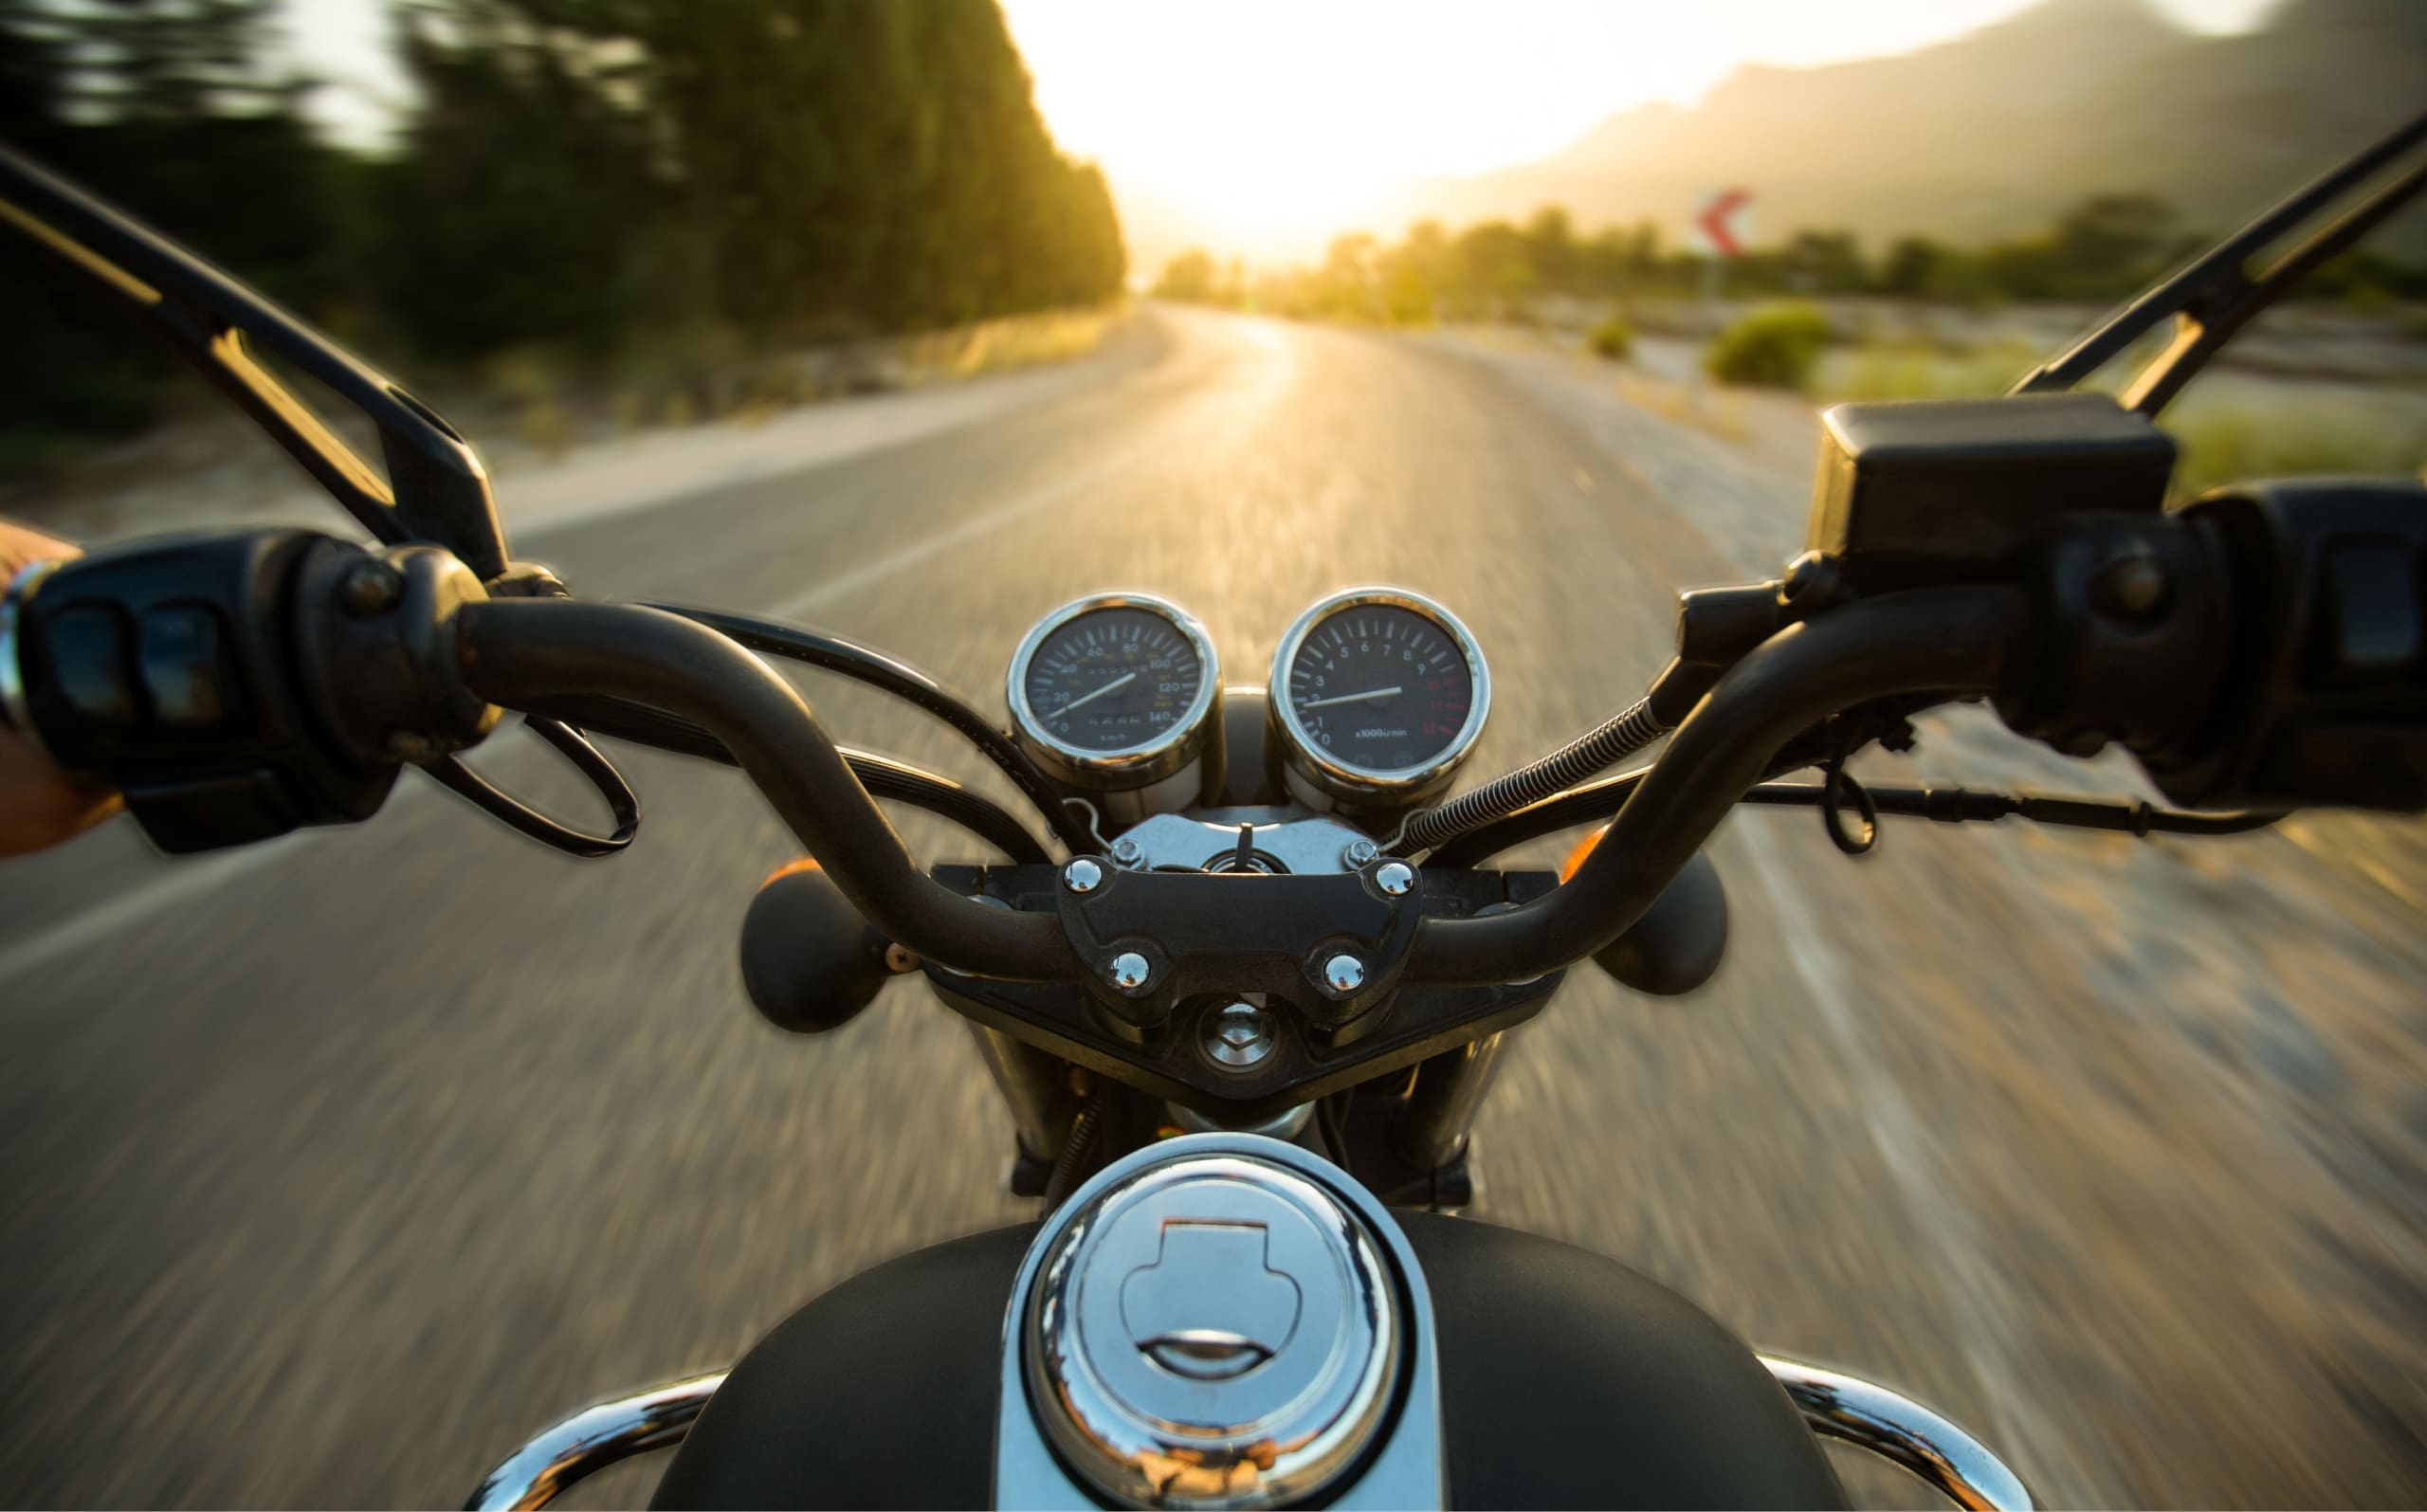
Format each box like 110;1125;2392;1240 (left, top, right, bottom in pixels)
454;597;1079;983
448;588;2028;991
13;474;2423;990
1407;588;2031;986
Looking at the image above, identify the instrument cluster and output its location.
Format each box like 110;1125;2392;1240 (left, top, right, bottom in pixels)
1007;587;1490;820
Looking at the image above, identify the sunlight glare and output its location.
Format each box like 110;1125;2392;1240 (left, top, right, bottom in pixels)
999;0;2277;266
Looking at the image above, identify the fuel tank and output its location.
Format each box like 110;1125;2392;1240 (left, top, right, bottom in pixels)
651;1139;1842;1509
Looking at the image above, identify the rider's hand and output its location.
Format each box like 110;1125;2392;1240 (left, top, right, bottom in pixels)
0;519;119;858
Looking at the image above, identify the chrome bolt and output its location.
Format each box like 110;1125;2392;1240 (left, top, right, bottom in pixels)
1323;953;1365;994
1375;861;1415;897
1063;857;1104;893
1203;1000;1275;1069
1107;951;1152;994
338;559;406;616
1341;837;1380;870
1108;835;1146;869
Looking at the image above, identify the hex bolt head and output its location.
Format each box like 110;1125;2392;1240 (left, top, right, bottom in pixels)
1375;861;1415;897
338;559;407;617
1203;1000;1276;1069
1323;953;1366;994
1107;951;1152;994
1341;837;1380;870
2090;549;2169;621
1063;857;1104;894
1108;836;1145;869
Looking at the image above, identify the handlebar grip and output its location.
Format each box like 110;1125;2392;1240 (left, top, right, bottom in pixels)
1;529;494;851
2146;479;2427;811
1996;478;2427;811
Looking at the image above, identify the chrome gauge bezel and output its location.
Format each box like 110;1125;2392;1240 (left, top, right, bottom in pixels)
1007;591;1221;792
1268;586;1491;806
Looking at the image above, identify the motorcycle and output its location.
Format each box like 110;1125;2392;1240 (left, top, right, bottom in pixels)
2;108;2423;1510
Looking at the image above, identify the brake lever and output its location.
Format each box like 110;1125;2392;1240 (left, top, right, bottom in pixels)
0;144;511;579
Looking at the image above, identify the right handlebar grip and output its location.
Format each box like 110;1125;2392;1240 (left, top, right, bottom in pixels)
2144;479;2427;811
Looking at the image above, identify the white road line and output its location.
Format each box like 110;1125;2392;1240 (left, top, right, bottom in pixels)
765;433;1160;622
0;777;463;989
0;831;305;986
0;428;1172;989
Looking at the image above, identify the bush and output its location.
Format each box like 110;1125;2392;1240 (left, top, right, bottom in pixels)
1824;338;2041;402
1703;301;1834;390
2163;401;2427;498
1587;312;1635;361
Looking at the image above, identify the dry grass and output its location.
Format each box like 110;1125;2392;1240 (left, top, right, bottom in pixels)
1606;368;1754;442
914;303;1124;378
1821;338;2043;403
1821;337;2427;498
2164;399;2427;496
593;303;1127;453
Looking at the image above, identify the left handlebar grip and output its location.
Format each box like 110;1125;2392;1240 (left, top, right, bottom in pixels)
2;528;498;852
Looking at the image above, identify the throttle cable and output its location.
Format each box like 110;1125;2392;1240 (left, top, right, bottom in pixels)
1389;660;1709;857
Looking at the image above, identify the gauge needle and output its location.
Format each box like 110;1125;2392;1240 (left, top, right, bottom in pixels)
1298;685;1402;709
1055;670;1137;715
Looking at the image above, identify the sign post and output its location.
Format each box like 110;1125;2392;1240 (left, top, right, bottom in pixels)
1687;187;1752;329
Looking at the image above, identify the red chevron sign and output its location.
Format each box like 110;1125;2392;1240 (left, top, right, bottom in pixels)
1689;188;1752;260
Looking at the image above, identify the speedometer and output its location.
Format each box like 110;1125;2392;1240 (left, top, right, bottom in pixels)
1009;592;1221;815
1270;587;1489;809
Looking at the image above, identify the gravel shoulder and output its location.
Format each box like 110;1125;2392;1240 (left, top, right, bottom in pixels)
1423;319;2427;1506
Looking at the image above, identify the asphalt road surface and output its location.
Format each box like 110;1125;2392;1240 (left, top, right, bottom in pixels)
7;306;2427;1508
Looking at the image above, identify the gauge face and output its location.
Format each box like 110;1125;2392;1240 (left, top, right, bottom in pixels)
1275;591;1488;792
1009;594;1220;788
1023;607;1203;752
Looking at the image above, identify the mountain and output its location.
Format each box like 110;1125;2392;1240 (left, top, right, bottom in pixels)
1378;0;2427;257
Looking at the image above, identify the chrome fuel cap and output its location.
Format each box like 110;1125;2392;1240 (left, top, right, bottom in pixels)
1024;1150;1401;1507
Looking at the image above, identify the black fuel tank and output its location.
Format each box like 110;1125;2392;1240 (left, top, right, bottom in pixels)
649;1212;1844;1509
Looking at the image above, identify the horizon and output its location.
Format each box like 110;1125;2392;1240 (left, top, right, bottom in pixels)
1002;0;2272;268
284;0;2277;272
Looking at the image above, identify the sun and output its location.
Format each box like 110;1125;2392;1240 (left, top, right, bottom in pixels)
996;0;2277;269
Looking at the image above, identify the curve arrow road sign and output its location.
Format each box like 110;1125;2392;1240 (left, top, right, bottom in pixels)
1689;188;1752;260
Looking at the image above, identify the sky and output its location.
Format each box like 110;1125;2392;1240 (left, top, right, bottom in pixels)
283;0;2275;264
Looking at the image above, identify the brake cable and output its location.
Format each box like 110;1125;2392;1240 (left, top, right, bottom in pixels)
645;604;1091;856
1426;763;2282;869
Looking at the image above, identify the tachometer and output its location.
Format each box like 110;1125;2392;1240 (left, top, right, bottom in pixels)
1009;592;1221;816
1270;587;1488;809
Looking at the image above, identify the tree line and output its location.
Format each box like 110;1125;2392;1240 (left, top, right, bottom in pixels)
1;0;1126;457
1158;196;2427;324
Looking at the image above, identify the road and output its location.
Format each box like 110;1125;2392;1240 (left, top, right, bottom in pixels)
6;305;2427;1508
